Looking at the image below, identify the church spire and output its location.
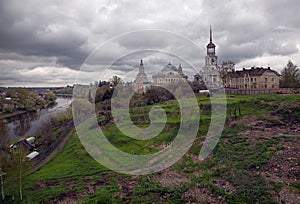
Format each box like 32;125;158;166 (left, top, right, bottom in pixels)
210;25;212;43
139;59;145;73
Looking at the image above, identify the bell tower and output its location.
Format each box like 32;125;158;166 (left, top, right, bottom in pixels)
205;26;218;66
194;25;221;88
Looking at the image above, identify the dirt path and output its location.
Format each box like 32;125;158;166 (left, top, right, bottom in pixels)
30;128;75;173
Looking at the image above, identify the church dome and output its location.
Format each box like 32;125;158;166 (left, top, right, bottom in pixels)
162;62;177;71
207;26;216;48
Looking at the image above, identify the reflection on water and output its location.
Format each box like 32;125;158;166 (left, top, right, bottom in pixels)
0;97;72;142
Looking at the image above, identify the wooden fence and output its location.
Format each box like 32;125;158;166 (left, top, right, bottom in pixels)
224;88;300;95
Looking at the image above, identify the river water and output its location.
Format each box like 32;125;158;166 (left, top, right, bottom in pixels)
1;97;72;142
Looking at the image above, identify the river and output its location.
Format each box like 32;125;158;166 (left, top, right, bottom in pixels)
1;97;72;142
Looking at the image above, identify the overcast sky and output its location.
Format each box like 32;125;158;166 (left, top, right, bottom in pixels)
0;0;300;87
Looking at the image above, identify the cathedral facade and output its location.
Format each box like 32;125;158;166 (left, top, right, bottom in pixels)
194;26;223;89
133;60;188;93
152;62;188;84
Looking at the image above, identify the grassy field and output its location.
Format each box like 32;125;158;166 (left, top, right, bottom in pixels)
3;94;300;203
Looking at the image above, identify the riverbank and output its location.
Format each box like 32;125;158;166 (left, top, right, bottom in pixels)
0;110;29;120
1;97;72;142
0;101;57;120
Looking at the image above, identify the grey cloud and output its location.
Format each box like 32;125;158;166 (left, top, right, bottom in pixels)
0;0;299;86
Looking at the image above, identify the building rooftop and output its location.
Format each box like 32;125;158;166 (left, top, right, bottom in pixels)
162;62;177;71
229;67;280;78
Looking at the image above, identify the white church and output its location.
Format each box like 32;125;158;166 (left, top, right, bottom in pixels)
134;60;188;93
133;26;225;93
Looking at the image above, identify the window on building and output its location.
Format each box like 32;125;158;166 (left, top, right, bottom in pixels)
265;84;267;89
265;78;267;82
251;78;253;82
272;78;275;82
254;78;256;82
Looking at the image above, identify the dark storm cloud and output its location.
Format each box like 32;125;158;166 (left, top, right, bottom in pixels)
0;0;299;86
0;0;91;69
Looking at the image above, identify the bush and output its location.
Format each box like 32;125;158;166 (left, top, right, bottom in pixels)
145;86;174;105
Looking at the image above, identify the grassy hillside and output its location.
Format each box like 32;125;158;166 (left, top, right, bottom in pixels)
4;94;300;203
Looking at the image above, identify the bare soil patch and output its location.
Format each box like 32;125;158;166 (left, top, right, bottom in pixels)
116;177;140;198
279;187;300;204
181;187;226;204
151;168;190;188
213;178;236;195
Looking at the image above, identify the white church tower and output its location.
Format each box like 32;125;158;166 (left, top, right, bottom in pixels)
205;26;218;67
134;59;148;93
194;26;222;89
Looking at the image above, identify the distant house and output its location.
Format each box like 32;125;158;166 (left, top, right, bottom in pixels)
26;151;39;161
225;67;280;89
10;139;34;151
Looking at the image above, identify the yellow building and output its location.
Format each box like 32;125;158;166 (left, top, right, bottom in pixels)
226;67;280;89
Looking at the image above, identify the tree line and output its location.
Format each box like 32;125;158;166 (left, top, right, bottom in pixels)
0;88;57;115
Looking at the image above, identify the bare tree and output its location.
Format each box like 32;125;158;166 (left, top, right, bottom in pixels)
0;168;5;201
110;75;122;87
0;120;9;201
280;60;300;88
220;61;235;86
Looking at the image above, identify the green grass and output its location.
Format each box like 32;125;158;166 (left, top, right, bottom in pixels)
3;93;299;203
29;135;107;181
9;134;109;203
